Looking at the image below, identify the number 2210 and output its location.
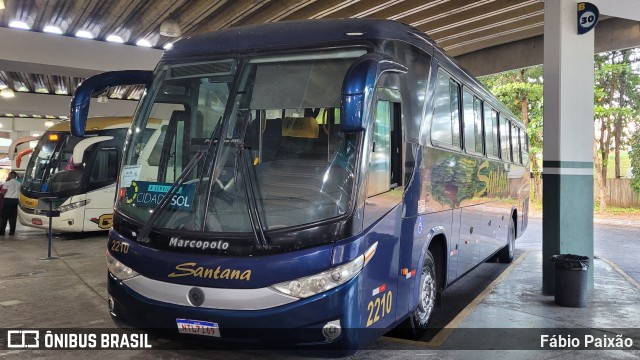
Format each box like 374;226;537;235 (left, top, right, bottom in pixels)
366;291;393;327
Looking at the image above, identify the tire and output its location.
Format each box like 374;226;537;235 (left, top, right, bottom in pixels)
497;217;515;263
400;250;438;339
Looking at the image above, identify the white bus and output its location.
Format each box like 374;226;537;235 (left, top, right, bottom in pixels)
18;117;155;232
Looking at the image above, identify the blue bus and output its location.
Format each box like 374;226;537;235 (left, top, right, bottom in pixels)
70;19;529;349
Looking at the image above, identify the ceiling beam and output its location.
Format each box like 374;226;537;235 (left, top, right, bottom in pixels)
235;0;320;26
437;13;544;50
0;92;138;119
0;27;162;78
455;18;640;76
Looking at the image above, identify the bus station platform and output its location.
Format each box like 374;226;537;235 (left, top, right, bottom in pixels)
1;224;639;359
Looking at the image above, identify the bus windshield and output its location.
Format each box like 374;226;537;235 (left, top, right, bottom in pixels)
23;129;127;197
23;133;81;194
116;49;363;235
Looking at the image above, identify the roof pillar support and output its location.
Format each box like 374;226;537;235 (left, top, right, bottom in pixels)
542;0;595;294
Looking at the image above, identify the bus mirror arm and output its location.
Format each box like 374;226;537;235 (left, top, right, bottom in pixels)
340;53;407;133
70;70;153;137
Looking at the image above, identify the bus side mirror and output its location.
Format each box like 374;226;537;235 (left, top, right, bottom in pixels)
340;54;406;133
70;70;152;137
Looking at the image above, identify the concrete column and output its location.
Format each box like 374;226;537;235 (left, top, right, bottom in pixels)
542;0;595;294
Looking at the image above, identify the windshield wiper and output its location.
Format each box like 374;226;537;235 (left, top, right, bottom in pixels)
137;119;226;243
137;150;207;243
236;144;268;249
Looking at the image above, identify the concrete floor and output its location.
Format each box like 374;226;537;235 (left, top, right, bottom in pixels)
0;224;639;359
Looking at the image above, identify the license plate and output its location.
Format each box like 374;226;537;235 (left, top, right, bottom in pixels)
176;318;220;337
32;218;43;225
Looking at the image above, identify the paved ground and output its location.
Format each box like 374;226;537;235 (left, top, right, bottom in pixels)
0;221;639;359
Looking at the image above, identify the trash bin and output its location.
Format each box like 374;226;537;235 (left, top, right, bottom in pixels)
551;254;590;307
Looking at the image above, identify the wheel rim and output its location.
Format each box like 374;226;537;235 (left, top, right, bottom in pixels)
417;265;436;325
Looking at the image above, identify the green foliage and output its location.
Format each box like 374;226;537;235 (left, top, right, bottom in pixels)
480;67;544;167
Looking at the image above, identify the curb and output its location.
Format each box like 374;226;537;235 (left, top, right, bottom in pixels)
529;214;640;228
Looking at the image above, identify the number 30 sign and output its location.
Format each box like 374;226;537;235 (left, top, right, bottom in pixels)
577;2;599;35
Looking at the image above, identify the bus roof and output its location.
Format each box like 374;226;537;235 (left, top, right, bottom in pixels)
49;116;133;132
165;19;434;60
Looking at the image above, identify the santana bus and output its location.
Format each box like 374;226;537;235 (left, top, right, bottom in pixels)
19;117;143;232
70;19;529;349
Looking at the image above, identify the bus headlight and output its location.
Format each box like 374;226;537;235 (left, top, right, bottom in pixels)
271;242;377;299
57;199;90;213
106;251;139;281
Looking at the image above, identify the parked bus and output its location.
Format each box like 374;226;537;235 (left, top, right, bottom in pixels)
7;136;39;176
18;117;143;232
70;19;529;349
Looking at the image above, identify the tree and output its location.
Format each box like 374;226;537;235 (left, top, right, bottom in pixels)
481;67;544;200
593;50;640;212
630;132;640;195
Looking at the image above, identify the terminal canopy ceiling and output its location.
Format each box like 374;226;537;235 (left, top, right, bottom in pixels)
0;0;632;120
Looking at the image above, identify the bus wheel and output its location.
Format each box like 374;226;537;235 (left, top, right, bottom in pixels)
400;251;437;339
497;218;515;263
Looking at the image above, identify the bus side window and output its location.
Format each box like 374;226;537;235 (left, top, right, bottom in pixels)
431;70;461;149
483;106;499;158
87;149;119;191
463;89;483;155
366;96;401;197
499;115;511;162
511;125;521;164
521;130;530;166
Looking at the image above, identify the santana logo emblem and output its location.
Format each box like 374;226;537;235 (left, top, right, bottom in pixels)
168;262;251;281
188;288;205;307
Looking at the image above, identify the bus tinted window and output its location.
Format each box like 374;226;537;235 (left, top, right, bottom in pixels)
431;71;460;148
500;116;511;161
521;130;530;166
483;106;499;158
511;125;521;164
463;90;483;154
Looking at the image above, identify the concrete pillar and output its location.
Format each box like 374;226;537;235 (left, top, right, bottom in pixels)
542;0;595;294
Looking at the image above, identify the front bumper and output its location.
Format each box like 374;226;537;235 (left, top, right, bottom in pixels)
107;272;364;350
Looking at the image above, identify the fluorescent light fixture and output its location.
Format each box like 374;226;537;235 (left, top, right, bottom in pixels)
97;94;109;103
76;30;94;39
0;0;5;10
9;20;30;30
33;114;42;118
106;34;124;43
163;42;174;50
33;133;40;137
55;89;67;95
18;114;28;118
43;25;63;34
0;123;3;128
160;19;181;37
59;116;69;120
5;114;14;117
135;39;152;47
16;86;29;92
45;120;55;127
0;88;15;98
36;87;49;93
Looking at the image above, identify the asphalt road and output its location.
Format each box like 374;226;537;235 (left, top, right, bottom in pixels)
516;217;640;285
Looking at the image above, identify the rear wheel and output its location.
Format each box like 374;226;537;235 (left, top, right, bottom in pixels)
497;217;515;263
400;251;437;339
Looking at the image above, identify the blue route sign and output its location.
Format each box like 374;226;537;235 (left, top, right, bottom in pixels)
577;2;599;35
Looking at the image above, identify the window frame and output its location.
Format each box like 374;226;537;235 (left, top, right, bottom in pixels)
430;68;462;152
499;114;512;162
461;87;485;157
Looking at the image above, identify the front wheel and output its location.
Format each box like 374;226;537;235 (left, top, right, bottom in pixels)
399;251;437;339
